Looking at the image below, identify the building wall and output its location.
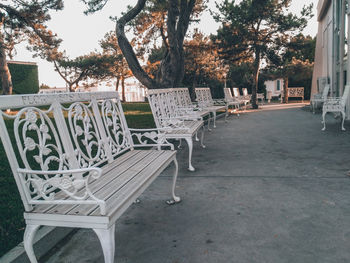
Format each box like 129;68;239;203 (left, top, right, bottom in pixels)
265;79;284;98
312;0;333;97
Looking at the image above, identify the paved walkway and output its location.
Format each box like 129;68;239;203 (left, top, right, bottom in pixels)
45;105;350;263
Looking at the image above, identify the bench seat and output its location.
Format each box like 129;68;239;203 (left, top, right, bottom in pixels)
204;105;227;113
24;150;176;229
164;120;204;137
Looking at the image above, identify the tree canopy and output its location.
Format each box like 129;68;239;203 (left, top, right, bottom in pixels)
0;0;63;94
212;0;313;108
83;0;206;89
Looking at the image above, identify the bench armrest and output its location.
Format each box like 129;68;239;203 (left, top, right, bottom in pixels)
324;98;343;105
158;117;191;130
129;128;175;150
213;99;226;105
17;167;107;215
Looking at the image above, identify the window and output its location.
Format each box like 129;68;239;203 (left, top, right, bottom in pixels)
276;80;280;91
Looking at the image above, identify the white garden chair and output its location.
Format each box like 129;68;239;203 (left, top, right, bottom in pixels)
322;85;350;131
311;84;330;113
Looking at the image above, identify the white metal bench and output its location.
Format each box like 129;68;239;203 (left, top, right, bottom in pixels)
195;87;228;128
147;89;205;171
322;85;350;131
172;87;211;121
223;88;241;114
243;88;264;105
287;87;304;102
311;84;330;113
0;92;180;263
232;87;250;108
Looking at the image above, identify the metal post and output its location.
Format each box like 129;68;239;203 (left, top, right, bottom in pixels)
339;0;346;96
346;0;350;118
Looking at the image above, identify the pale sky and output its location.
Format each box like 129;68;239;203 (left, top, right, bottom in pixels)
13;0;318;88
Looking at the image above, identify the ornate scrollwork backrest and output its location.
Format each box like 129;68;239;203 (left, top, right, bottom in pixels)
224;88;233;101
100;99;131;157
147;92;163;128
173;89;184;107
194;88;204;103
232;87;240;97
204;88;214;103
8;107;74;205
66;102;107;167
12;107;69;172
148;89;186;128
195;88;213;107
287;87;304;97
174;88;192;107
0;92;120;211
165;91;179;117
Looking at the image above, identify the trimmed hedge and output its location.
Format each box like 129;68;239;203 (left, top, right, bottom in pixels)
0;62;39;94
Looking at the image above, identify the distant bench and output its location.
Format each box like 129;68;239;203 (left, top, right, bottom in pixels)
287;87;304;102
0;92;180;263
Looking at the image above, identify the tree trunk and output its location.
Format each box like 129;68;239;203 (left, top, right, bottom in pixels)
283;77;288;103
116;0;160;89
189;75;196;101
252;50;260;109
116;0;195;90
68;83;75;92
121;76;126;102
116;78;120;91
0;43;13;95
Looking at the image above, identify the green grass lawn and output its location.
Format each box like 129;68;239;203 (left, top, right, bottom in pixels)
0;102;155;257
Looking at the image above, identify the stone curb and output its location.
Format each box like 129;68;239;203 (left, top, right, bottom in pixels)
0;227;73;263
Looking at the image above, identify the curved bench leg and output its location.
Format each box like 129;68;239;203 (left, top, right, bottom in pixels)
322;111;327;131
225;106;228;122
212;112;217;128
195;131;199;141
166;157;181;205
341;110;346;131
178;139;182;149
184;137;195;171
207;115;212;131
24;224;40;263
93;225;116;263
200;126;206;149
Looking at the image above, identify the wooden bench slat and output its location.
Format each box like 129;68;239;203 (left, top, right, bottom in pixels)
90;150;176;217
40;150;160;215
66;150;167;216
32;150;144;214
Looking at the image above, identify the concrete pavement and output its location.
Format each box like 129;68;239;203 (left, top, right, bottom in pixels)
44;105;350;263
